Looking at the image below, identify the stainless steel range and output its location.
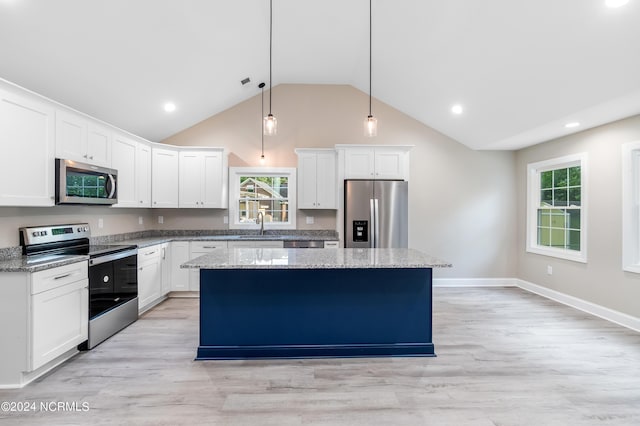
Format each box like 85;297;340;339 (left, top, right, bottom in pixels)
20;223;138;350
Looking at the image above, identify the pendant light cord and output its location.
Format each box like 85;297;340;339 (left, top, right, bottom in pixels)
269;0;273;115
261;86;265;156
369;0;372;117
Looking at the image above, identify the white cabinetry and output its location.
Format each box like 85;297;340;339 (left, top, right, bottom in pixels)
112;135;152;208
339;145;411;180
179;149;227;208
137;245;164;313
296;149;337;209
152;145;180;208
0;87;55;207
55;110;111;167
188;241;228;291
160;243;171;296
170;241;190;291
0;261;88;388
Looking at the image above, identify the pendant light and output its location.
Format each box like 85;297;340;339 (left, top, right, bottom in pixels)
364;0;377;137
263;0;277;136
259;82;266;163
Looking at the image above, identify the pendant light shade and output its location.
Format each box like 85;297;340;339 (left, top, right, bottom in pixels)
364;0;377;137
264;0;277;136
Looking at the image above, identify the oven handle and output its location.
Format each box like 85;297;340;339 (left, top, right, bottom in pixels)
89;248;138;266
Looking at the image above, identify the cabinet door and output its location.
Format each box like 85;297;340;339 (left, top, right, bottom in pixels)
152;147;179;208
55;110;87;163
202;151;224;208
297;153;317;208
315;151;337;208
344;149;375;179
137;142;152;207
374;150;405;179
87;122;112;167
111;134;137;207
31;280;88;371
0;89;55;206
138;256;162;312
160;243;171;296
179;151;202;208
170;241;190;291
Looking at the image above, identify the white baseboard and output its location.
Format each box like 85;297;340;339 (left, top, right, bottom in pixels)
433;278;518;287
517;279;640;333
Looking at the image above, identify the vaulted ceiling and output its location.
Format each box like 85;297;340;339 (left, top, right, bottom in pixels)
1;0;639;150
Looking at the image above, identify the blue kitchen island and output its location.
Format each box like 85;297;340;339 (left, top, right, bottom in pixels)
182;248;451;360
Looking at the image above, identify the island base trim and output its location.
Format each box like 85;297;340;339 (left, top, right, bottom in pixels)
196;343;435;360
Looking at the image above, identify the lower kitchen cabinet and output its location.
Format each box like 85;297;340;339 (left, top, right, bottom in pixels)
170;241;190;291
137;245;164;313
0;261;88;388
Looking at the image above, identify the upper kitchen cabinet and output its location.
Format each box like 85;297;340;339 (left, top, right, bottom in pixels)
179;148;228;209
111;134;151;208
152;145;179;208
0;87;55;206
337;145;412;181
55;110;111;168
296;148;337;209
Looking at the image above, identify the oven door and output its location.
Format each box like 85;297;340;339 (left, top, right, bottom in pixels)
89;253;137;319
56;158;118;205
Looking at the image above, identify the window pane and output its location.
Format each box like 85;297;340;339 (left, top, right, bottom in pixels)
538;227;551;247
567;209;580;230
549;210;567;228
569;166;581;186
541;171;553;189
553;168;568;188
568;230;581;251
553;188;568;206
538;209;551;227
550;229;566;248
568;188;581;206
541;189;552;205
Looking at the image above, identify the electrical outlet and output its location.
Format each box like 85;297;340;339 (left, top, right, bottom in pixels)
223;216;229;224
98;218;104;229
306;216;315;225
547;265;553;275
138;216;144;225
158;216;164;224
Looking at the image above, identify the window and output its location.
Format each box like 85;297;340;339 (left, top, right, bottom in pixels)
622;141;640;273
229;167;297;230
526;153;587;262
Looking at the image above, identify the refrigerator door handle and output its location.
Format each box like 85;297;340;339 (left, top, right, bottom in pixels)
373;198;380;248
369;198;375;247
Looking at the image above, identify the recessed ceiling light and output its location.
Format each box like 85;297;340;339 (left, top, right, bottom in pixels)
451;104;463;115
163;102;176;113
565;122;580;128
605;0;629;8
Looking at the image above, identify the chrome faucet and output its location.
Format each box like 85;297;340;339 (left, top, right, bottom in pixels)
257;211;264;236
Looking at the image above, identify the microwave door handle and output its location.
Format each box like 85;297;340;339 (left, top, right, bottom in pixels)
106;174;116;199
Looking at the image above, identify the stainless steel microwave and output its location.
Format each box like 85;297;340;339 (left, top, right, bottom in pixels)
55;159;118;205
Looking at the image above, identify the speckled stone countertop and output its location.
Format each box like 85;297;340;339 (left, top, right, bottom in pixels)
182;248;452;270
0;254;88;273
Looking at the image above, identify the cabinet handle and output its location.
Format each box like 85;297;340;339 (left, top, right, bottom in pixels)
162;247;166;259
89;156;94;160
54;273;72;280
145;251;157;256
83;154;88;158
202;246;218;249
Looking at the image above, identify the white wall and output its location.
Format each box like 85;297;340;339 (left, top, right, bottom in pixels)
516;115;640;318
163;84;518;279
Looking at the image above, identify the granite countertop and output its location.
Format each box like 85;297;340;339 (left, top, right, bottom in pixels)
182;248;452;270
0;254;88;273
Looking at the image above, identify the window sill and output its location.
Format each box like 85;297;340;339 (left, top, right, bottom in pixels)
526;246;587;263
623;264;640;274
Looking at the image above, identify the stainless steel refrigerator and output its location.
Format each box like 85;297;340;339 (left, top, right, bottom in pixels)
344;180;408;248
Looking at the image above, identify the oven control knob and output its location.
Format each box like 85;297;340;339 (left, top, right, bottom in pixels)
32;231;38;237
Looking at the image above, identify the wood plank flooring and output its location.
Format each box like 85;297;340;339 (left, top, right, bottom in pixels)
1;287;639;425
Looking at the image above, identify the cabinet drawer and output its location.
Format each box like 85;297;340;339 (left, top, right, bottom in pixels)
138;245;162;260
31;261;88;295
190;241;228;252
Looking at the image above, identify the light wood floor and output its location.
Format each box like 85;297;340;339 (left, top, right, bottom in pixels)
1;287;639;425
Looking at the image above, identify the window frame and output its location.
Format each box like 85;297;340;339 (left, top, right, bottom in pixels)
228;167;297;230
622;141;640;273
526;153;588;263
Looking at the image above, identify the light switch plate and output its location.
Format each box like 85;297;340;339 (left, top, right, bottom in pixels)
138;216;144;225
98;218;104;229
306;216;314;224
158;216;164;224
223;216;229;224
